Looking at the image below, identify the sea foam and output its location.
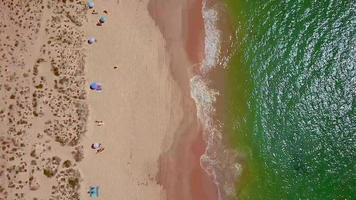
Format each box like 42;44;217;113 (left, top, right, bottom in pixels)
190;1;241;200
201;1;221;73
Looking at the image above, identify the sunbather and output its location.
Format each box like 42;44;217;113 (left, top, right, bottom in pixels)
94;120;104;126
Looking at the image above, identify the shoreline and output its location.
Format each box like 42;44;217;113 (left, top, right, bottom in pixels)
0;0;233;199
148;0;220;200
148;0;242;199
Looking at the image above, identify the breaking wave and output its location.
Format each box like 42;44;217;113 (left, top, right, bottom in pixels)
190;1;241;200
201;1;220;73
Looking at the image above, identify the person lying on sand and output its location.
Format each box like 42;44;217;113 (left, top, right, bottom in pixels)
92;9;98;14
95;120;104;126
96;147;105;153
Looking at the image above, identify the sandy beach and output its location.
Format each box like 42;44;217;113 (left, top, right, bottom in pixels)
79;0;185;199
2;0;351;199
81;0;218;199
0;0;219;199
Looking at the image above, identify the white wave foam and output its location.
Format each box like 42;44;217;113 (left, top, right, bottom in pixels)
189;1;241;200
190;74;221;184
191;74;241;200
190;76;219;129
202;1;221;73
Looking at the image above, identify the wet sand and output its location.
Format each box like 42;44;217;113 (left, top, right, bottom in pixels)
149;0;219;199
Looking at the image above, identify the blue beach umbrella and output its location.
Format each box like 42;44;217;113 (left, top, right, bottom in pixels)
90;82;102;91
99;16;108;24
89;82;98;90
87;1;95;9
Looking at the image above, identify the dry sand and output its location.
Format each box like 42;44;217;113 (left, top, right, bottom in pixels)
79;0;184;199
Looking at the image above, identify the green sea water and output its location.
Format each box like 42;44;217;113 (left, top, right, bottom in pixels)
223;0;356;199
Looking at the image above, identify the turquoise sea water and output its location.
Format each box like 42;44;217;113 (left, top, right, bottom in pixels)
223;0;356;199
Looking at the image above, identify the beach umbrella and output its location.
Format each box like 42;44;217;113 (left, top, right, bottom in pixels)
87;1;95;9
89;186;99;198
99;16;108;24
91;143;101;150
89;82;98;90
89;82;102;91
88;37;96;44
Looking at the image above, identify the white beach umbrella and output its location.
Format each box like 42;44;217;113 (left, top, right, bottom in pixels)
88;37;96;44
91;143;101;149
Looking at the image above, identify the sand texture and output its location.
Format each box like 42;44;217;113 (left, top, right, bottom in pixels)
79;0;184;199
1;0;88;199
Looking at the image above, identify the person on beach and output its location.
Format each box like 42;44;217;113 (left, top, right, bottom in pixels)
96;147;105;153
95;120;104;126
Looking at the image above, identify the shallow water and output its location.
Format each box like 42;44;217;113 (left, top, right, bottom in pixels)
223;0;356;199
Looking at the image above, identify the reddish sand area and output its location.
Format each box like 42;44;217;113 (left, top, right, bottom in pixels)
190;129;219;200
185;0;204;66
158;127;219;200
148;0;219;200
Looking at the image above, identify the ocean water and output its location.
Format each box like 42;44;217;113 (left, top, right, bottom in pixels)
223;0;356;199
